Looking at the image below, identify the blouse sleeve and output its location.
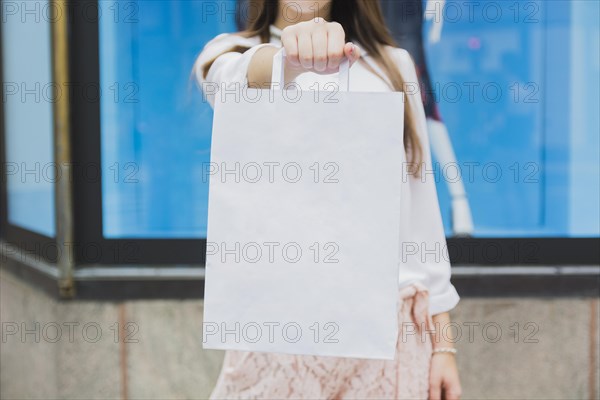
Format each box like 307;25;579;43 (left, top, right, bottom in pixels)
193;33;279;109
391;47;461;316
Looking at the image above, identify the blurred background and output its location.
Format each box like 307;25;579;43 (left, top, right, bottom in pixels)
1;0;599;399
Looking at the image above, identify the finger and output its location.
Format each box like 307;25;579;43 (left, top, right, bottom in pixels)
444;384;462;400
326;24;345;70
446;390;461;400
297;32;313;70
428;382;442;400
312;28;328;72
343;42;361;66
281;31;300;67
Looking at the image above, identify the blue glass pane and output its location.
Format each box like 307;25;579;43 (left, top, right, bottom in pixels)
99;0;237;238
1;0;55;237
98;0;598;239
567;0;600;236
421;0;599;237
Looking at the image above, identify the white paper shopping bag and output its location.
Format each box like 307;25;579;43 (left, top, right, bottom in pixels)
202;48;406;360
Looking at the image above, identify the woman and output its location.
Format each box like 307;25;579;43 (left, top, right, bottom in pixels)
194;1;462;399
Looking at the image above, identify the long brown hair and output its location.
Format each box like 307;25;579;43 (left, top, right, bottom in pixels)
201;0;423;176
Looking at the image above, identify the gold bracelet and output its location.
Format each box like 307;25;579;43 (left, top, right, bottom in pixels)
432;347;457;355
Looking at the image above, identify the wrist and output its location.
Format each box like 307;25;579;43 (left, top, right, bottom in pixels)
248;45;280;88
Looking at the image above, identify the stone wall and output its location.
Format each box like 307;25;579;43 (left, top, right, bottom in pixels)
1;266;598;399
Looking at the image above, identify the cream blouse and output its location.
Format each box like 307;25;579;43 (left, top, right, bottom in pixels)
194;24;460;316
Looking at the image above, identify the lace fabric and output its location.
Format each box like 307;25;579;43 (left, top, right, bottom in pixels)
209;282;435;400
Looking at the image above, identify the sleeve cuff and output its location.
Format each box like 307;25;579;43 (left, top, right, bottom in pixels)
428;284;460;316
199;42;280;108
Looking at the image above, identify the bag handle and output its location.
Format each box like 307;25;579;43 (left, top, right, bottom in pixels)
270;47;350;92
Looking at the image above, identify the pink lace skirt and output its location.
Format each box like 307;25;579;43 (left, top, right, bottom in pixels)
209;282;435;400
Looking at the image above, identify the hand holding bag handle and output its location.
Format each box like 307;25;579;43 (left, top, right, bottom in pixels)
270;47;350;92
